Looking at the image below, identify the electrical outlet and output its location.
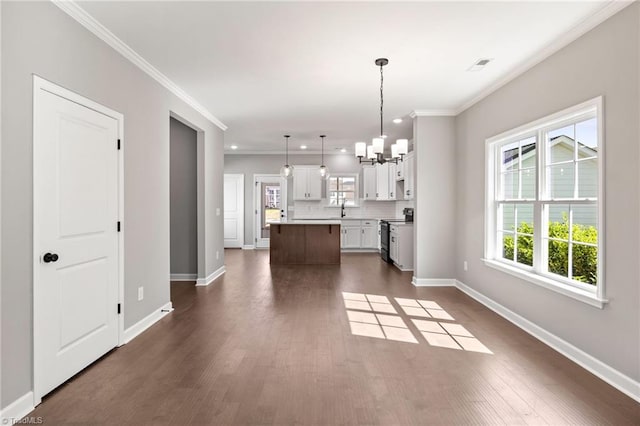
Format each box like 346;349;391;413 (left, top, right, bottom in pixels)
216;208;220;216
463;261;468;271
216;250;219;260
138;286;144;301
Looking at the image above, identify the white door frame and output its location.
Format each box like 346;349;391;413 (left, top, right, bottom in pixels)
224;173;245;248
253;174;287;248
32;75;125;405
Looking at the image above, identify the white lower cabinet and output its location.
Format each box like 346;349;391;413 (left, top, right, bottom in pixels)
340;219;379;250
389;223;414;271
341;221;362;249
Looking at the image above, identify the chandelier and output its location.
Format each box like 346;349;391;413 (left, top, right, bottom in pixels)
355;58;408;165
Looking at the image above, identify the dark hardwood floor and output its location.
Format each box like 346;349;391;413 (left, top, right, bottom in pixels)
29;250;639;425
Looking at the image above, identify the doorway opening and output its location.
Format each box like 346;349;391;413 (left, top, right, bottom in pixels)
254;175;288;248
169;116;198;281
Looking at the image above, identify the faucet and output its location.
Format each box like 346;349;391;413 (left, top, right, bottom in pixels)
340;199;346;218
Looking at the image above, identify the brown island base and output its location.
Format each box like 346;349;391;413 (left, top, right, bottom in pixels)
269;220;341;265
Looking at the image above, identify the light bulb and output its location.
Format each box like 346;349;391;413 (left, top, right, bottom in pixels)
372;138;384;154
280;164;294;179
318;165;330;180
355;142;366;158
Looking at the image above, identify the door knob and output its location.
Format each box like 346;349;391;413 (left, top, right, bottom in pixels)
43;253;59;263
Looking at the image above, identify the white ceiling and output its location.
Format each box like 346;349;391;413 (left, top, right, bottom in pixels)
78;0;614;154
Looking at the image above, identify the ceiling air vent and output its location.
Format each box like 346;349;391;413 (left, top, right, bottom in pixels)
468;58;493;72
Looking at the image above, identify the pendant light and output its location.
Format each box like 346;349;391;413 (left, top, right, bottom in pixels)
318;135;330;180
355;58;407;165
279;135;294;179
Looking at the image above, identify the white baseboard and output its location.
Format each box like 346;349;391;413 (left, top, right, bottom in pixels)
411;277;456;287
454;280;640;403
1;392;34;423
170;273;197;281
195;265;225;286
123;301;173;344
242;245;255;250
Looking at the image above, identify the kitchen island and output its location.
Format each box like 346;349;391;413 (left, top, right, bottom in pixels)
270;220;341;265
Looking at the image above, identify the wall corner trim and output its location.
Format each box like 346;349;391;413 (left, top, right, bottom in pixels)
411;277;456;287
454;280;640;403
50;0;228;131
195;265;226;286
0;392;35;423
123;301;173;344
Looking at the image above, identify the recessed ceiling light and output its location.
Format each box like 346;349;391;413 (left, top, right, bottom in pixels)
381;134;388;139
393;118;403;124
340;148;347;153
230;145;238;150
468;58;493;72
300;145;307;150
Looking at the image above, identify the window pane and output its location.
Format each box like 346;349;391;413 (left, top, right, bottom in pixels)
342;177;356;191
519;139;537;168
577;159;597;198
501;232;514;261
329;178;338;191
548;124;575;164
501;172;519;199
572;243;597;285
548;163;575;198
343;191;356;206
576;117;598;155
501;204;515;232
572;205;597;244
520;168;536;199
548;204;569;240
516;204;534;233
329;192;338;205
501;141;520;172
517;234;533;266
548;240;569;278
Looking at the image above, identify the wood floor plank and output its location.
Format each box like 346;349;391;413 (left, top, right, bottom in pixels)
26;250;639;425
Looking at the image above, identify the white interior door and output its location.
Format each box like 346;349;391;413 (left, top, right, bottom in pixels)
224;174;244;248
254;175;287;248
33;79;122;401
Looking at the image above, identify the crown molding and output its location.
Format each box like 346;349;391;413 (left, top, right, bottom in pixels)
454;0;634;115
409;109;457;118
51;0;227;131
224;150;352;155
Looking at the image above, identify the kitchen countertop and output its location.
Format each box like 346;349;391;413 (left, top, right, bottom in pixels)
279;219;342;225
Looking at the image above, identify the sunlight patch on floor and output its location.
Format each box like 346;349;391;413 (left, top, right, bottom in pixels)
343;292;492;354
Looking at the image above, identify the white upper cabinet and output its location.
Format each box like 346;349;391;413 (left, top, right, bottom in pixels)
293;166;322;200
375;163;389;200
395;160;405;181
388;163;397;200
403;152;414;200
362;166;377;200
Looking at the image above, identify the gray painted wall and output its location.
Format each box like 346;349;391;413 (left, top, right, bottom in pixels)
454;4;639;380
224;153;362;246
170;118;198;275
1;2;225;407
413;116;457;280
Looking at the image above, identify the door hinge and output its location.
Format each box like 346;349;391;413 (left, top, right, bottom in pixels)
117;221;121;232
255;238;258;243
117;139;121;150
117;303;121;314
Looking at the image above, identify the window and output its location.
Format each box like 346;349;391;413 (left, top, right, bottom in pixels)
485;98;604;307
328;174;358;206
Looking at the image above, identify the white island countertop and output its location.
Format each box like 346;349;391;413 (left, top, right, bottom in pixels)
278;219;342;225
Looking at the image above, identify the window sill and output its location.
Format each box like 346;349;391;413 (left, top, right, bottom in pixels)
481;259;607;309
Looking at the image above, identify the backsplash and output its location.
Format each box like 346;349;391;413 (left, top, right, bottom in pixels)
292;199;414;220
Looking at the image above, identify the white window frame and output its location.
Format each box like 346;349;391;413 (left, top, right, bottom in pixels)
484;97;606;308
326;173;359;207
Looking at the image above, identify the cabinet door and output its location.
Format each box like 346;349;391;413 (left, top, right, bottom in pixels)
361;223;377;249
396;161;404;181
376;163;389;200
390;232;398;261
404;153;414;200
362;167;377;200
396;226;414;270
388;163;397;200
306;169;322;200
342;226;361;249
293;167;308;200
